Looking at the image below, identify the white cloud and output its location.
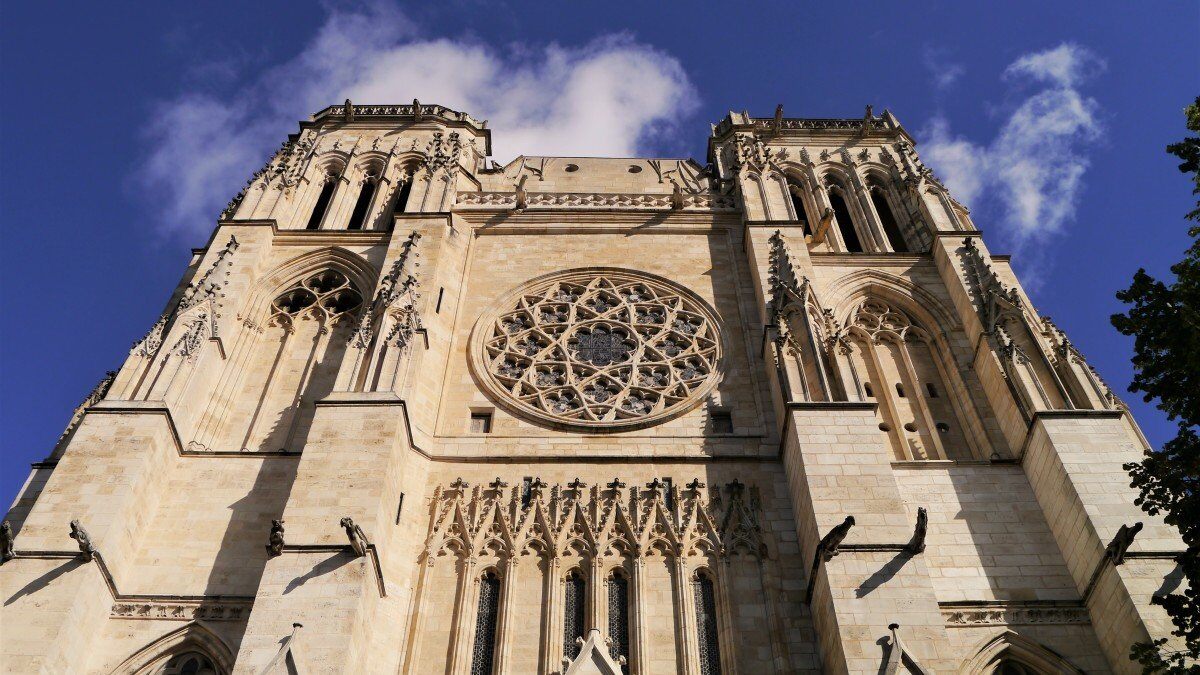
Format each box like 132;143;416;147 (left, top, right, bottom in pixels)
922;43;1104;245
138;4;697;237
923;47;965;91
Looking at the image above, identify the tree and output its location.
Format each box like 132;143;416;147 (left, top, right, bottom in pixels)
1113;96;1200;673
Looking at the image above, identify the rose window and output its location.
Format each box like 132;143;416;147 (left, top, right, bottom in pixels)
473;270;722;430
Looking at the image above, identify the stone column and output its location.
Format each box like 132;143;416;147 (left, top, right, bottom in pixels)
629;555;650;675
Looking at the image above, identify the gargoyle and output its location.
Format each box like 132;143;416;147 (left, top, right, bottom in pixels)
69;519;96;561
1105;522;1143;566
266;520;285;558
1;520;14;564
341;517;369;558
818;516;856;561
905;507;928;555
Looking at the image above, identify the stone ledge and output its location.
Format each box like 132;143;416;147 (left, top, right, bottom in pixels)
1032;409;1125;421
786;401;878;412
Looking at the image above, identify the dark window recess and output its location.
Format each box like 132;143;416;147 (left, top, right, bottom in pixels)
829;190;862;253
788;181;810;235
436;287;445;313
711;411;733;434
469;572;501;675
871;189;908;252
395;493;405;525
693;573;722;675
306;179;337;230
663;477;675;511
521;476;533;507
347;180;377;230
470;412;493;434
864;382;874;397
386;178;414;230
926;383;939;398
563;571;586;661
607;572;631;673
895;383;906;398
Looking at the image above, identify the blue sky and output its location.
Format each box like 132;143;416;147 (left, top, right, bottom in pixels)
1;1;1196;506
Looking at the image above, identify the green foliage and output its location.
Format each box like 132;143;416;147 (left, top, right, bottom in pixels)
1113;96;1200;672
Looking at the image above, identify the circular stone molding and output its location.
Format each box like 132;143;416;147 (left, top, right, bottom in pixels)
471;268;724;431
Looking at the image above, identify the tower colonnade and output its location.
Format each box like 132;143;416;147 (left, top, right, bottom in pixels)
0;102;1183;674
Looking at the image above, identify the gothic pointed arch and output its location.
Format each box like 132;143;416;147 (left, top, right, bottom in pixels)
187;246;373;453
235;247;377;323
110;622;234;675
958;630;1085;674
827;270;992;460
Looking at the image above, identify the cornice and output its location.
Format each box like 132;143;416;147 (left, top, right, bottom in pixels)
305;102;492;154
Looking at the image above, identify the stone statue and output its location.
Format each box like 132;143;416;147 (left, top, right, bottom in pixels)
818;515;855;561
69;520;96;560
906;507;928;555
266;520;285;558
1;520;14;564
340;517;369;557
1105;522;1143;566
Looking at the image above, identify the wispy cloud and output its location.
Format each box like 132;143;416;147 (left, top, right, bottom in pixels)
922;43;1104;249
923;46;965;91
137;3;697;237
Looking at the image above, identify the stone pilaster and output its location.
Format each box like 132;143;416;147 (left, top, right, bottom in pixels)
1023;411;1183;673
1;404;178;672
231;396;418;674
782;402;954;673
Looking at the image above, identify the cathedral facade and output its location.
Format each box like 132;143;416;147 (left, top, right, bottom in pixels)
0;102;1184;674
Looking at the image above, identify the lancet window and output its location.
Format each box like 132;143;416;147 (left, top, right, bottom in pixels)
347;173;378;230
826;179;863;253
692;571;722;675
785;177;812;235
189;268;362;453
607;569;631;673
868;178;909;253
306;172;338;230
845;299;973;460
470;571;501;675
563;570;587;661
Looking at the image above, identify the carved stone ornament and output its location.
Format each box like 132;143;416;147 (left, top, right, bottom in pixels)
471;269;723;431
69;519;96;561
423;476;767;563
1;520;13;564
111;601;249;622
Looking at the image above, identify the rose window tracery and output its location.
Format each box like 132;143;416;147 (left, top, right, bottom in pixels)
474;271;723;430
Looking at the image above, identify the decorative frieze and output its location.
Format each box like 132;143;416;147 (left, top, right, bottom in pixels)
941;603;1090;627
454;191;737;211
423;476;768;563
111;600;250;622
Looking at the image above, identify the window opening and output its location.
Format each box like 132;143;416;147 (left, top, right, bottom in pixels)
347;179;377;230
828;190;862;252
871;188;908;252
306;178;337;230
469;572;501;675
607;571;631;673
693;573;722;675
470;412;493;434
563;570;587;662
711;411;733;434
